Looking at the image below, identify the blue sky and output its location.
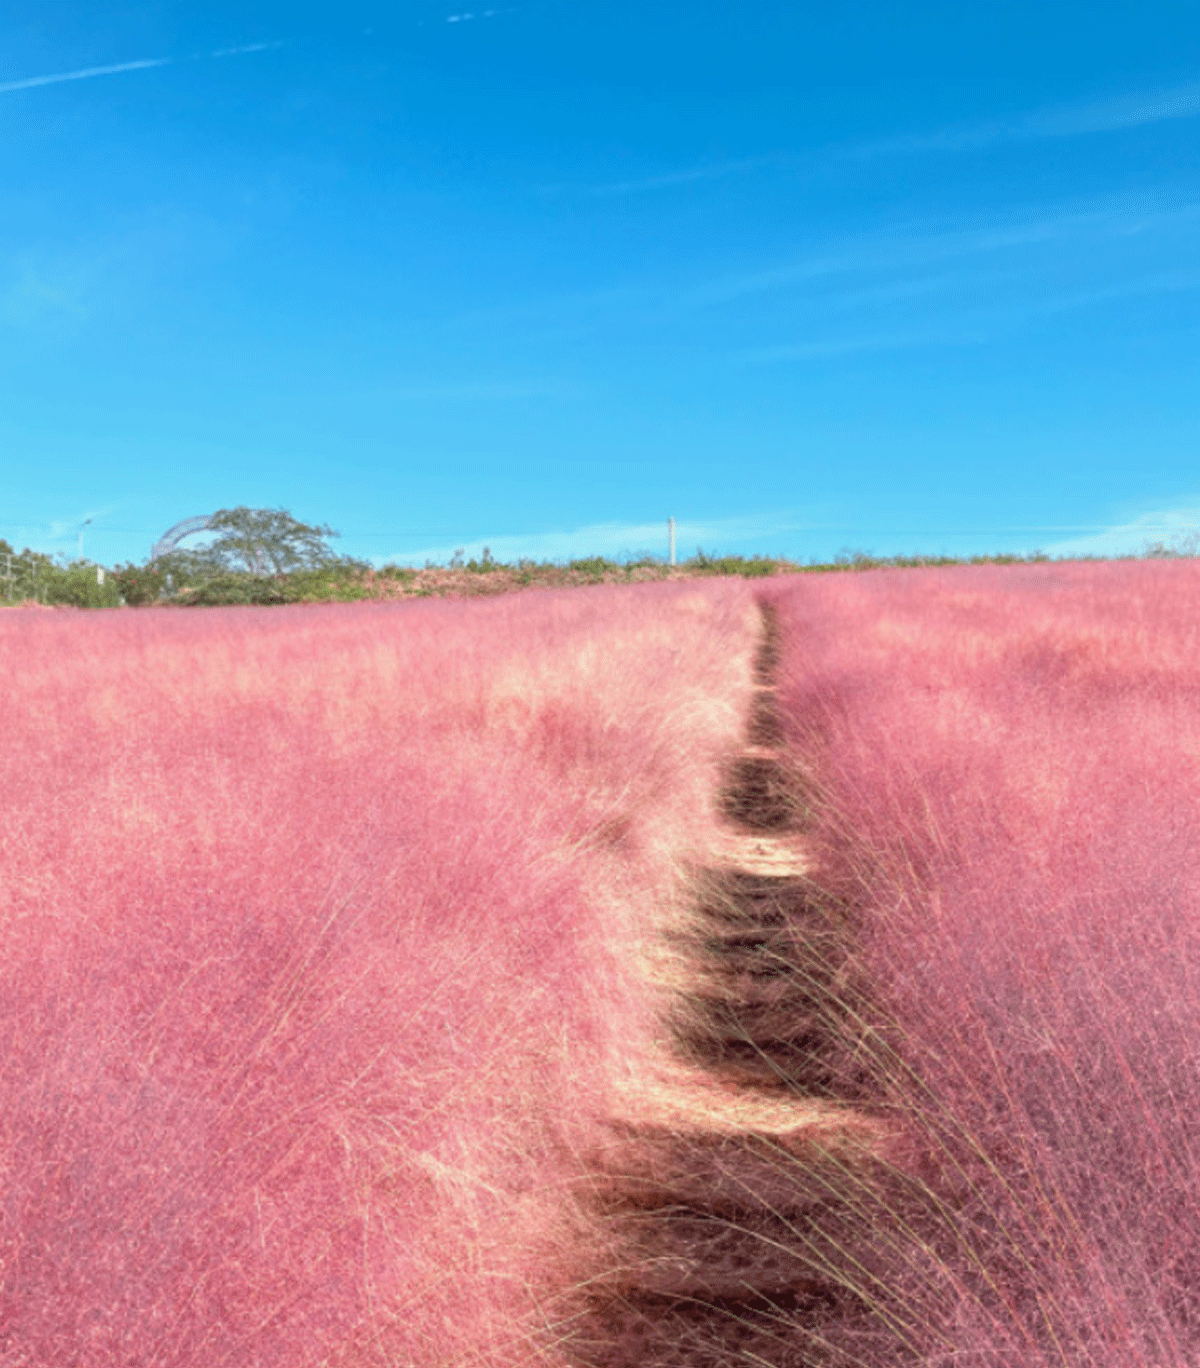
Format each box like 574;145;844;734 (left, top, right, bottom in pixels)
2;1;1199;567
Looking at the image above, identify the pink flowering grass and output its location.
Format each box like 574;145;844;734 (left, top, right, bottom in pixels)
768;560;1200;1365
0;584;756;1368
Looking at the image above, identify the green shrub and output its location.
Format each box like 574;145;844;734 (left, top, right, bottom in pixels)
165;565;372;607
174;574;296;607
567;556;614;581
289;567;371;602
43;562;124;609
111;563;168;606
689;551;780;578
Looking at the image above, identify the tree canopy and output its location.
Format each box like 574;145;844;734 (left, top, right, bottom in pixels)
198;507;345;575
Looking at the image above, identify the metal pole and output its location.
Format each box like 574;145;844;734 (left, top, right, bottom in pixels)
668;517;676;567
79;518;91;560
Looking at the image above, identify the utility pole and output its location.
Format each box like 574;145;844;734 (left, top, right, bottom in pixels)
78;517;92;560
668;517;676;568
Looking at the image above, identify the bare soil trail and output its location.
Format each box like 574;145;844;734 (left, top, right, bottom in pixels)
561;604;920;1368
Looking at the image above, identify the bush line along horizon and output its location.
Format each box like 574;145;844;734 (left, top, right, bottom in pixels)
10;504;1195;608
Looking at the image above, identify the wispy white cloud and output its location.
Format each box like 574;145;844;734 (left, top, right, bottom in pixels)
691;208;1117;306
736;259;1200;363
856;79;1200;158
427;190;1200;372
1028;81;1200;137
543;156;779;199
1030;267;1200;316
379;511;819;567
1047;506;1200;558
0;41;283;98
440;187;1200;367
741;329;990;364
693;196;1200;310
545;74;1200;200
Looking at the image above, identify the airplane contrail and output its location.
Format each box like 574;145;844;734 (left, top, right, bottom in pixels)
0;57;172;96
0;42;284;97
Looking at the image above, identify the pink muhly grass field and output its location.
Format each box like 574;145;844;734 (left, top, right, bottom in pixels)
0;583;756;1368
769;560;1200;1365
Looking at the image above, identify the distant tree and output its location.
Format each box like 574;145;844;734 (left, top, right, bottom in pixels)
200;507;344;575
144;508;369;604
0;539;55;604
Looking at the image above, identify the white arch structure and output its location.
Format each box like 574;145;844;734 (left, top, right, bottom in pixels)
150;515;217;563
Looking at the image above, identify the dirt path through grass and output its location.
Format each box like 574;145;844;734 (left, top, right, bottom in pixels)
561;603;920;1368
